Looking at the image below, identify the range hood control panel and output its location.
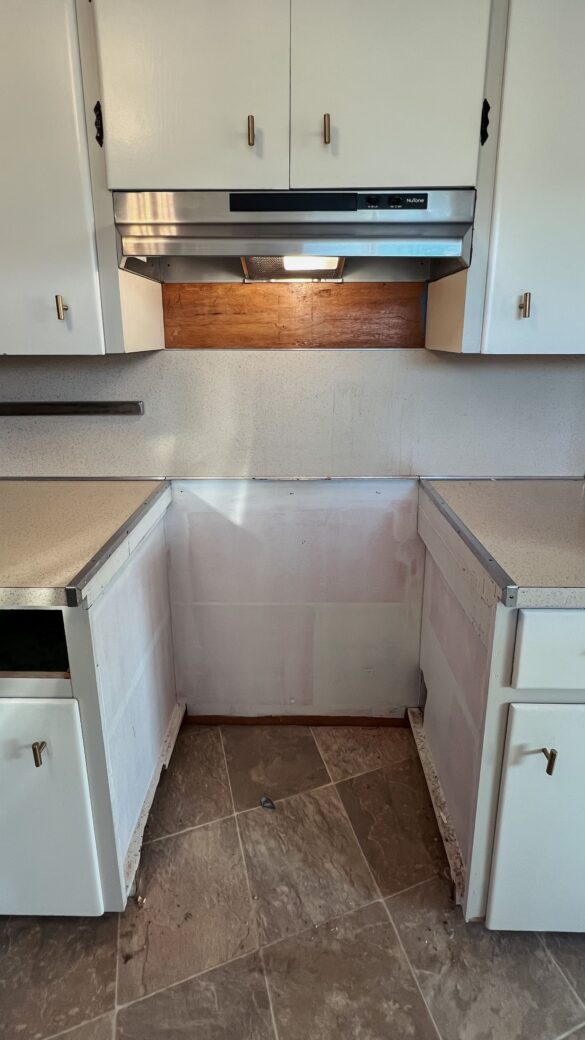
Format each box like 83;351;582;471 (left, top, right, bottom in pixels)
229;192;429;213
363;193;428;210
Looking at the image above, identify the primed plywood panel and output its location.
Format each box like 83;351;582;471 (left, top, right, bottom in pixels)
166;480;424;716
163;283;425;349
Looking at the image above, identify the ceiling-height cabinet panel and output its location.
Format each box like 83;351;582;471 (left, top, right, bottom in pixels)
94;0;291;190
482;0;585;354
290;0;491;190
0;0;104;356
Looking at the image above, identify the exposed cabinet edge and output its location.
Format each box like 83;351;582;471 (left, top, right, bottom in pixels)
426;0;510;353
75;0;164;354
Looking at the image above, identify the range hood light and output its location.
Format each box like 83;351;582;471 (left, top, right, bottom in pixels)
282;255;341;272
240;256;345;281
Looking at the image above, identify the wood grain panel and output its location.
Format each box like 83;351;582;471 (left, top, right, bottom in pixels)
163;282;425;349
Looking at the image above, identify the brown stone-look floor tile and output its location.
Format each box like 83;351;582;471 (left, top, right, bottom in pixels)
0;914;117;1040
118;817;257;1005
55;1014;114;1040
389;877;585;1040
543;933;585;1002
263;902;437;1040
337;758;446;897
143;727;232;842
313;724;416;781
238;785;377;945
117;953;274;1040
221;725;330;812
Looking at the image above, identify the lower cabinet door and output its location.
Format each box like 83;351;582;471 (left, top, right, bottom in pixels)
0;698;103;915
487;703;585;931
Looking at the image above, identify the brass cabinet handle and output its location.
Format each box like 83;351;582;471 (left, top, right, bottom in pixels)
55;295;69;321
519;291;531;318
247;115;255;147
32;741;47;768
542;747;558;776
323;112;331;145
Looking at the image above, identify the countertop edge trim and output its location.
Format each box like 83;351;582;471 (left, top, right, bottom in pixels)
420;480;519;608
66;480;171;600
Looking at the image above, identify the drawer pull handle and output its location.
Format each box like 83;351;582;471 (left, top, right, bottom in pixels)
518;291;531;318
32;741;47;768
542;747;558;776
323;113;331;145
55;295;69;321
247;115;255;147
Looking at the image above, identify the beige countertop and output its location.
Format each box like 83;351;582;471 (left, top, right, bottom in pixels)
423;478;585;607
0;479;168;607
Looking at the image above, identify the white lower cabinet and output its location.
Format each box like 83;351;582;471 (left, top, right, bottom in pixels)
0;698;103;916
487;703;585;931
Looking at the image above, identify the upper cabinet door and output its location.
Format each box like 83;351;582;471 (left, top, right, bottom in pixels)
0;1;104;356
94;0;290;190
290;0;491;189
482;0;585;354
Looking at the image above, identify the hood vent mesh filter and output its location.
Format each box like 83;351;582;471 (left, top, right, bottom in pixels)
241;256;345;282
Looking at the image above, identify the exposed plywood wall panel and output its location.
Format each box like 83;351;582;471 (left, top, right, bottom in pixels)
163;282;425;349
165;479;424;717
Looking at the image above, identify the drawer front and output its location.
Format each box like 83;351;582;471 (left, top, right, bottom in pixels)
487;703;585;931
512;609;585;689
0;698;103;915
0;674;72;698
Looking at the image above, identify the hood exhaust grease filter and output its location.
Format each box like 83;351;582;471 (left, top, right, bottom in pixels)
241;256;345;282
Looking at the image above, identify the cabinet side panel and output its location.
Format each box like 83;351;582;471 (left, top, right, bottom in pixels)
420;554;492;867
89;518;176;860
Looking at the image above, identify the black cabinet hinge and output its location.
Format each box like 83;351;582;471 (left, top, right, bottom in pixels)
480;98;491;146
93;100;104;147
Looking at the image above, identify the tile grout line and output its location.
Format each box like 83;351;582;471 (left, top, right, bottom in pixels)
258;897;384;955
42;1015;113;1040
330;781;444;1040
236;779;335;816
142;811;235;846
537;934;585;1018
115;948;264;1013
383;899;444;1040
309;726;335;782
553;1021;585;1040
259;946;283;1040
218;727;261;952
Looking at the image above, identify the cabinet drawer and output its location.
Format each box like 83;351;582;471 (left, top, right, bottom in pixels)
0;674;72;698
487;703;585;931
0;698;103;915
512;609;585;689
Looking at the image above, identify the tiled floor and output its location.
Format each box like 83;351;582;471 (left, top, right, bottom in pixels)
3;724;585;1040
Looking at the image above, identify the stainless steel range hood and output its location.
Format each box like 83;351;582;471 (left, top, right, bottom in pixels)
113;190;475;271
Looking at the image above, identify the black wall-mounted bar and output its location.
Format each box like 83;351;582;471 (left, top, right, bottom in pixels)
0;401;144;416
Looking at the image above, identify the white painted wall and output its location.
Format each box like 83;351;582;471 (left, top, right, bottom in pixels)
166;479;423;716
0;349;584;477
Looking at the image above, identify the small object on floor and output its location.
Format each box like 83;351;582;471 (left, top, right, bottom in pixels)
260;795;276;811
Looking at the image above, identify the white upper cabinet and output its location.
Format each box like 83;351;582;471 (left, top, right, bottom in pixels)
482;0;585;354
93;0;291;190
0;1;104;355
94;0;490;192
290;0;491;189
428;0;585;355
